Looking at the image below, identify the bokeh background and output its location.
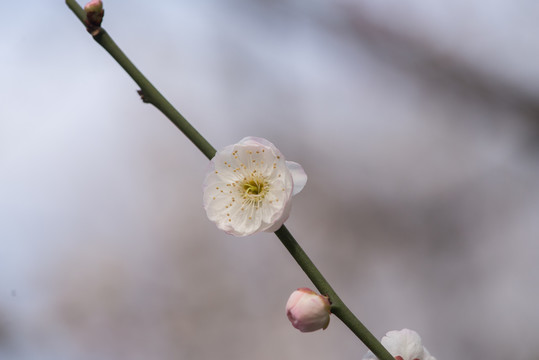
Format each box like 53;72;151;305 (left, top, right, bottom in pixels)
2;0;539;359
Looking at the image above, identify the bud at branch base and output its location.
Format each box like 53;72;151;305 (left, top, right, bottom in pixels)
286;288;331;332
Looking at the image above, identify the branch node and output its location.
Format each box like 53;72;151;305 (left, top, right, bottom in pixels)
137;89;152;103
84;22;103;37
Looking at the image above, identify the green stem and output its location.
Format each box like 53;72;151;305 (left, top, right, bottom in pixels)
65;0;215;160
275;226;394;360
65;2;394;359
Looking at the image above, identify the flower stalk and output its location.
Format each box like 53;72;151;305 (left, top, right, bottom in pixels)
65;0;215;160
65;1;394;360
275;226;393;360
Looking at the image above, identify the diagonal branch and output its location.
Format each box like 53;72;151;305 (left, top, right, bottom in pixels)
65;0;216;160
66;0;393;360
65;1;395;359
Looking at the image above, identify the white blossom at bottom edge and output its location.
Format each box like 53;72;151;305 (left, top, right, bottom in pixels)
362;329;437;360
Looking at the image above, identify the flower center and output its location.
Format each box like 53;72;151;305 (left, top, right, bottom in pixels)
240;176;269;206
243;179;264;195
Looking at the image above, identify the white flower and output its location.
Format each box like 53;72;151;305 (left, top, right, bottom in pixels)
203;137;307;236
363;329;436;360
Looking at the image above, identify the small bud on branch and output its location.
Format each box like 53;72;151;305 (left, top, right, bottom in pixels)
84;0;104;36
286;288;331;332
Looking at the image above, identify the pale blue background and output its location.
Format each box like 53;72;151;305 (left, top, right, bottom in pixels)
1;1;539;359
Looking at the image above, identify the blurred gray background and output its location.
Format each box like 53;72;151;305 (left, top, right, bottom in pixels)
1;0;539;359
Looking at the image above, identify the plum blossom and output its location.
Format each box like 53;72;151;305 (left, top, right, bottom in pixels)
286;288;331;332
203;137;307;236
363;329;436;360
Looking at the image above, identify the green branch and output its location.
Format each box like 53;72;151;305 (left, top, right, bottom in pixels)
66;0;215;160
65;1;394;359
275;226;393;359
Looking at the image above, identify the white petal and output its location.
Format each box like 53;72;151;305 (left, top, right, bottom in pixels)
382;329;425;360
238;136;279;153
286;161;307;196
362;329;435;360
264;198;291;232
362;351;377;360
423;348;436;360
229;206;262;236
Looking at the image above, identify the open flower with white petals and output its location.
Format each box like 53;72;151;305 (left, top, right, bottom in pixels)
203;137;307;236
363;329;436;360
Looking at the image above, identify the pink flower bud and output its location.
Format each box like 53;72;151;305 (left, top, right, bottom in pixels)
286;288;331;332
84;0;103;13
84;0;104;31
